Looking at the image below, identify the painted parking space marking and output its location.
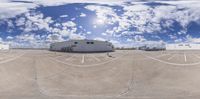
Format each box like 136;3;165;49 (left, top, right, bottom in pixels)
142;51;200;66
184;53;187;62
47;52;128;68
65;55;75;61
81;55;85;64
194;54;200;59
161;53;170;56
153;54;170;58
167;55;176;60
0;52;26;64
54;55;64;59
91;55;101;62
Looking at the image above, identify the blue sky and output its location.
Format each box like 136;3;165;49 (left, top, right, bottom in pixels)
0;0;200;48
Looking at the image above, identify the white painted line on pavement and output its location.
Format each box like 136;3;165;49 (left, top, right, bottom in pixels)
156;54;170;58
48;52;128;68
81;55;85;64
184;53;187;62
92;55;100;62
167;55;176;60
194;54;200;59
65;55;75;61
0;52;26;64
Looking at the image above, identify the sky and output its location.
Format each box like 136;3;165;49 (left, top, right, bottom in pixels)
0;0;200;48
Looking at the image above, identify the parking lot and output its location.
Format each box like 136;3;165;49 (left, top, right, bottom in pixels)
0;50;200;99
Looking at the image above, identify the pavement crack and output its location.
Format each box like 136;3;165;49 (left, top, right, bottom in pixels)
32;56;49;97
117;66;134;97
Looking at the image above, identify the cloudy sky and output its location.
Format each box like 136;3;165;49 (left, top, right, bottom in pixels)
0;0;200;48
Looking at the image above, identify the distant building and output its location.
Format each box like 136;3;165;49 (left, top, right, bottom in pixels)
50;40;114;52
0;44;9;50
166;43;200;50
138;42;166;51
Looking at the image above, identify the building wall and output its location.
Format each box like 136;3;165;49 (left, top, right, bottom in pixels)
0;44;9;50
166;44;200;50
50;40;114;52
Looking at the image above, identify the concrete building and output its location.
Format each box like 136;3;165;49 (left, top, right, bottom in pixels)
166;43;200;50
50;40;114;52
0;44;9;50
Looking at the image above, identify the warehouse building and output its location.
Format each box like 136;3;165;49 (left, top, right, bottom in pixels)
166;43;200;50
50;40;114;52
0;44;9;50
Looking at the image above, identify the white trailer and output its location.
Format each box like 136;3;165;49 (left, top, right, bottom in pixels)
50;40;114;52
166;43;200;50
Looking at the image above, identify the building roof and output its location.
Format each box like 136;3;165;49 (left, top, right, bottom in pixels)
51;39;110;44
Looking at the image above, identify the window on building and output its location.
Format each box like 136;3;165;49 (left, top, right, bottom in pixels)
86;42;94;44
74;42;78;44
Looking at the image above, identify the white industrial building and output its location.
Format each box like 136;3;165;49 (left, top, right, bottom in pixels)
50;40;114;52
0;44;9;50
138;42;166;51
166;43;200;50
